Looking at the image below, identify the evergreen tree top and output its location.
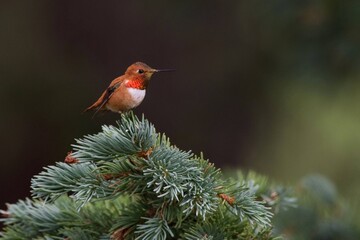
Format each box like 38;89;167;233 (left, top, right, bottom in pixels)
1;112;294;240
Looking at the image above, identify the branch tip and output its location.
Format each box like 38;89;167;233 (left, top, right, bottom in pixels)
64;151;79;164
137;147;153;159
218;193;235;205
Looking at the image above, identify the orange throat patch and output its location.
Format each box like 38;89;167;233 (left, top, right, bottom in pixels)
125;79;147;90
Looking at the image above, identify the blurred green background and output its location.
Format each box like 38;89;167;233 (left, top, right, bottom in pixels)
0;0;359;227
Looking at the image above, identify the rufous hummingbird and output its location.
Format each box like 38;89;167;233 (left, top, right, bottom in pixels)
85;62;174;117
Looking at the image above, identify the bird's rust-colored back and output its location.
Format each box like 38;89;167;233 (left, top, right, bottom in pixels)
84;76;125;112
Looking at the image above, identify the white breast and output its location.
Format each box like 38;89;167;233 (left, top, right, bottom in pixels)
127;88;146;108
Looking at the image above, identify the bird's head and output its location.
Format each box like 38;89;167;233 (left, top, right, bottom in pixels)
125;62;175;81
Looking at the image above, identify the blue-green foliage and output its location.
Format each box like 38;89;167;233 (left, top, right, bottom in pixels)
1;112;284;240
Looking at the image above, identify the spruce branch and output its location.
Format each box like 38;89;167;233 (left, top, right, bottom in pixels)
181;209;278;240
227;185;273;227
1;112;287;239
31;162;113;205
0;196;127;239
135;217;174;240
72;112;157;162
143;145;196;202
111;201;146;235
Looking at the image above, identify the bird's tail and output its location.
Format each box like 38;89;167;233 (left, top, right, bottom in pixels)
83;104;96;113
83;102;106;118
83;91;108;118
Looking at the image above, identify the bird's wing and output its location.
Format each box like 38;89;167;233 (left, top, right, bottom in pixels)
85;78;123;118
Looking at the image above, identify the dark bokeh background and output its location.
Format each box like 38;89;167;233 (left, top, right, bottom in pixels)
1;0;359;223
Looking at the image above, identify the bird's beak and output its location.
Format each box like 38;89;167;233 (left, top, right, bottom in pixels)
151;68;176;73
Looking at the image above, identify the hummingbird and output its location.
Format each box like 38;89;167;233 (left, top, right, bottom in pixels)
85;62;174;117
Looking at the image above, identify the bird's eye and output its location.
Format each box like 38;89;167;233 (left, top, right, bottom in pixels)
137;69;144;74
